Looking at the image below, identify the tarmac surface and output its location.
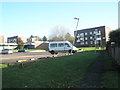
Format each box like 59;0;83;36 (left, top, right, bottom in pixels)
0;51;67;64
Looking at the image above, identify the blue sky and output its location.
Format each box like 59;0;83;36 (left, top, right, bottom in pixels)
0;1;118;40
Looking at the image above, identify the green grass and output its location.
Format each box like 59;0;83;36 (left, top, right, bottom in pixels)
2;51;100;88
101;52;120;88
0;64;8;68
78;47;102;52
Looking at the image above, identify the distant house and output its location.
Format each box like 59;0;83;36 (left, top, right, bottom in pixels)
24;41;49;50
74;26;111;47
7;36;26;44
27;36;40;43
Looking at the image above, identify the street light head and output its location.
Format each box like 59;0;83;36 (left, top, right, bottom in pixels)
74;17;79;20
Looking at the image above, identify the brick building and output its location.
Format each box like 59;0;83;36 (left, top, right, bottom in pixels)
74;26;111;47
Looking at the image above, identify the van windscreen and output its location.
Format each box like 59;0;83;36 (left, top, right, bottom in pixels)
65;43;70;47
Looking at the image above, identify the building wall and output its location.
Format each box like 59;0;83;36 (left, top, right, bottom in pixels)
0;34;4;43
74;26;111;47
105;26;112;42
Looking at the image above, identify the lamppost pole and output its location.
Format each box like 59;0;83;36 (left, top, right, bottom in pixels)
94;29;98;54
74;17;79;46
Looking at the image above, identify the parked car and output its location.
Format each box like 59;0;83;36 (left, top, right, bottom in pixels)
1;49;13;54
49;41;78;54
18;49;28;52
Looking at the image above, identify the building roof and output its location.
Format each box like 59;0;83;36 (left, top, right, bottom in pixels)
75;26;108;32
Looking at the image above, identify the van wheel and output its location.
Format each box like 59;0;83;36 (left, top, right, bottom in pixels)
72;51;76;53
69;50;72;53
51;50;55;54
55;52;58;54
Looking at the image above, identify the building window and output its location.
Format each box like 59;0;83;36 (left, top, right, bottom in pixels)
90;41;93;44
85;37;88;40
80;33;84;37
81;42;84;45
85;32;87;35
77;39;80;42
80;38;84;41
76;34;80;38
85;41;88;45
90;32;93;35
94;41;99;44
90;36;93;39
98;30;101;33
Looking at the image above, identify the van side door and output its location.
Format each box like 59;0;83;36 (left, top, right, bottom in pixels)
64;43;71;51
57;43;65;51
49;43;57;51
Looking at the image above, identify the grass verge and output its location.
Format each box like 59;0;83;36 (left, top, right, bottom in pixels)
2;51;100;88
78;47;103;52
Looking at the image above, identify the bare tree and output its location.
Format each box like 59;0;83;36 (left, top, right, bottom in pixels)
49;26;67;41
49;25;74;43
17;38;24;49
65;33;74;44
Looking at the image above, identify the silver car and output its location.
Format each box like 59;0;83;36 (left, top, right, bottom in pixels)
2;49;13;54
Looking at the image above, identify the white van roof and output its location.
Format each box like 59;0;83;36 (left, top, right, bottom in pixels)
49;41;70;43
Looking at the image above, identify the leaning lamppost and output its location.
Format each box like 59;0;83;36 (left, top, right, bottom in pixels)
72;17;79;54
94;29;98;53
73;17;79;46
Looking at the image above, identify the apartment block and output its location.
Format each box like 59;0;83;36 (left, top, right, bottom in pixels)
74;26;111;47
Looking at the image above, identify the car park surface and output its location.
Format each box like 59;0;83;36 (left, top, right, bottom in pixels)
1;51;68;63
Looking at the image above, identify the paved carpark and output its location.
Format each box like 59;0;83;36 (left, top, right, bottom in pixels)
0;51;68;64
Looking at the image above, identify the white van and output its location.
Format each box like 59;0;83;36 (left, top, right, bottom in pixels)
49;41;78;54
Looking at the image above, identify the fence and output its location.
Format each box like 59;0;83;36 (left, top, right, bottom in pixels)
107;46;120;65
